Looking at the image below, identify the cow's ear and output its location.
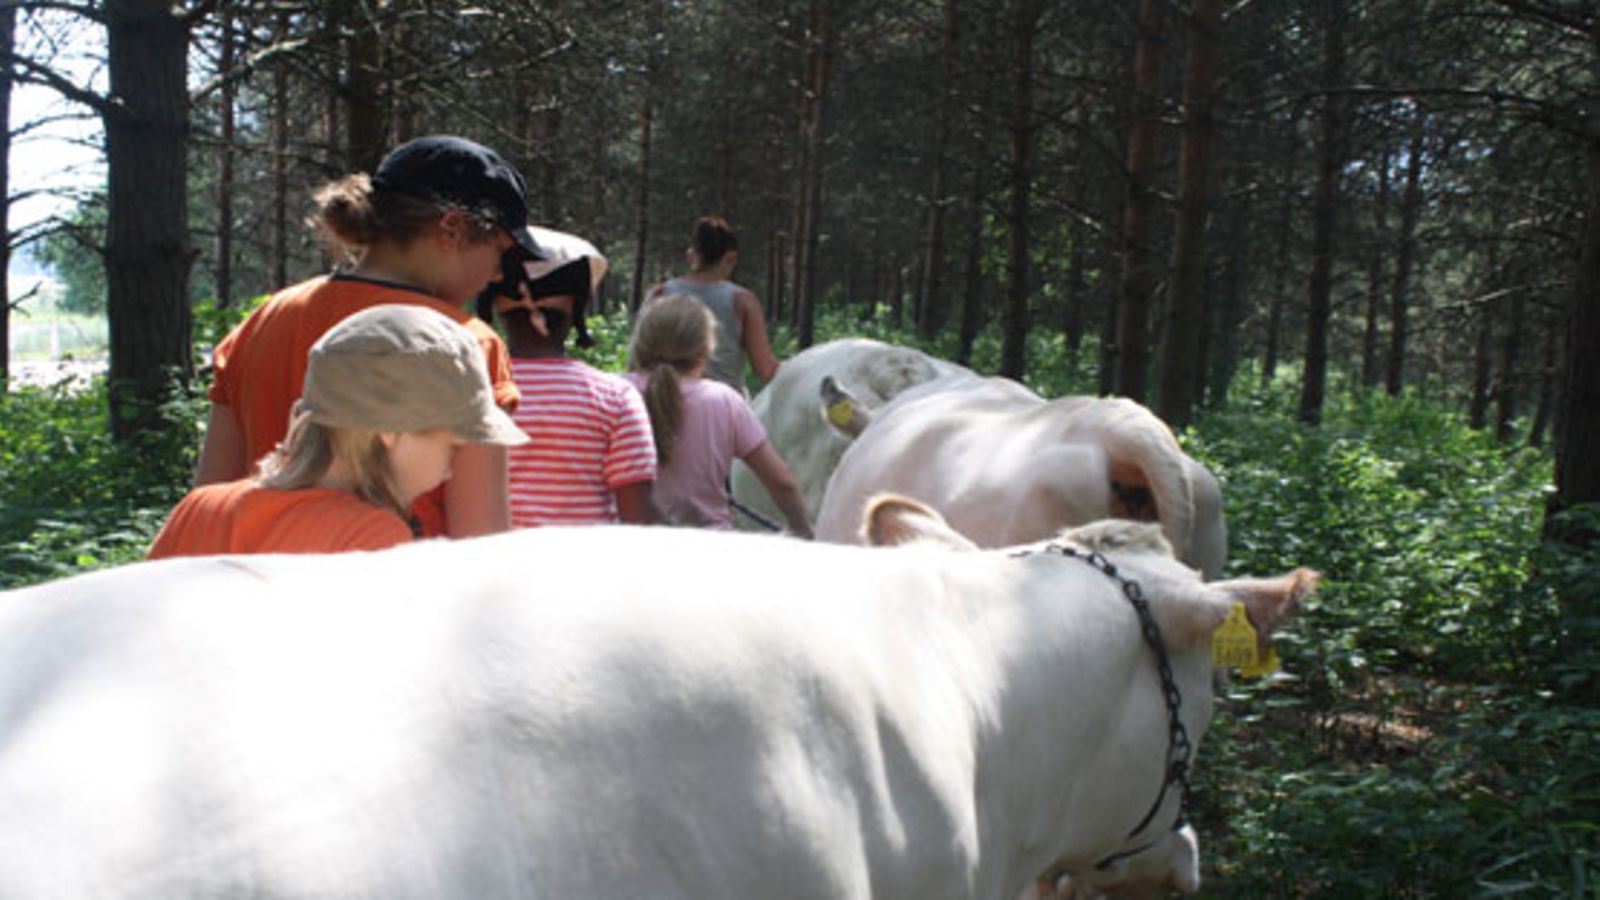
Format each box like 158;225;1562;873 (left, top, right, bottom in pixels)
862;494;977;551
820;376;871;437
1213;568;1318;642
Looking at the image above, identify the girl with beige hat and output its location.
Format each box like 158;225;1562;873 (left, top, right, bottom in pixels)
150;305;527;558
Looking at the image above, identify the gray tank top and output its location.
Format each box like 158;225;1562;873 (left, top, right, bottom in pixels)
665;278;745;393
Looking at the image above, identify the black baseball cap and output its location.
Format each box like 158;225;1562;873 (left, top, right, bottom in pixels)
371;135;545;260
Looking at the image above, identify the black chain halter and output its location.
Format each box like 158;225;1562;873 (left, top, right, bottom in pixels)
1012;542;1194;872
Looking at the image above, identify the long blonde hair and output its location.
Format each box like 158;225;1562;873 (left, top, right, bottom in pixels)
256;408;407;517
629;293;716;465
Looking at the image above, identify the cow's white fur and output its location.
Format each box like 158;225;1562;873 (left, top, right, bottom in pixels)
731;338;971;528
0;508;1307;899
815;376;1228;579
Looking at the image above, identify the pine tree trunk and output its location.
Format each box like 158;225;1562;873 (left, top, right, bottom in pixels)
767;230;782;323
1064;211;1088;360
104;0;194;441
342;1;386;173
786;23;811;332
867;231;882;317
1298;0;1346;426
1545;120;1600;550
917;0;960;339
1542;23;1600;675
1260;139;1299;390
1157;0;1224;428
795;0;832;349
390;12;418;145
1529;313;1560;449
1386;112;1426;396
1114;0;1164;401
540;97;563;226
629;91;654;314
214;5;236;309
889;258;904;329
271;10;290;288
1206;203;1247;407
1362;144;1392;388
1495;286;1523;442
999;0;1042;381
958;201;983;366
1469;298;1493;429
0;4;13;392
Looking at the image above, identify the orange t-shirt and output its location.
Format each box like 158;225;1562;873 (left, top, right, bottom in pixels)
209;274;518;537
147;479;413;559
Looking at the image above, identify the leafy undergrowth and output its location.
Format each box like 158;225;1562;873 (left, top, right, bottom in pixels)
1182;384;1596;897
0;378;196;589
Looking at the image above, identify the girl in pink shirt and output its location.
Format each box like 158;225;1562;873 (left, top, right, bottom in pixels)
625;293;811;536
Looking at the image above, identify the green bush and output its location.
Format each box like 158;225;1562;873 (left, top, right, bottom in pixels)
0;378;196;589
1182;382;1593;898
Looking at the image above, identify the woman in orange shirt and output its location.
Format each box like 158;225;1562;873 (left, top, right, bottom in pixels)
151;304;528;559
196;135;553;538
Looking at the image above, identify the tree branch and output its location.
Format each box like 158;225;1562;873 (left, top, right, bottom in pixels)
4;1;105;26
0;48;112;115
1251;83;1590;143
189;35;309;104
6;281;43;311
1486;0;1595;36
180;0;222;29
7;108;95;138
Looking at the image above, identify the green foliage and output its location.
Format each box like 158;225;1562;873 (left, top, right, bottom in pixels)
773;304;1103;397
1537;504;1600;701
35;200;109;316
0;378;197;589
1191;382;1554;682
1182;380;1594;898
192;292;272;352
571;309;636;374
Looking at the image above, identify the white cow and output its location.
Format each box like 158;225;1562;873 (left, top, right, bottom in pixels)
815;376;1228;580
731;338;972;529
0;502;1310;899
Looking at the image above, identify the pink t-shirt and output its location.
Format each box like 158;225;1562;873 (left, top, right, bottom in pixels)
509;358;657;526
624;373;766;528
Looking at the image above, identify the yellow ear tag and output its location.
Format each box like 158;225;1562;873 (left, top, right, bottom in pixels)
826;398;855;429
1211;602;1260;669
1238;645;1280;679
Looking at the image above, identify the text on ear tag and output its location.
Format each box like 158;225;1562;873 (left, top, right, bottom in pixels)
1238;645;1280;679
1211;602;1259;668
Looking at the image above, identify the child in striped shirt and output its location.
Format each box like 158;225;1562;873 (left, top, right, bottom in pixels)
483;230;657;526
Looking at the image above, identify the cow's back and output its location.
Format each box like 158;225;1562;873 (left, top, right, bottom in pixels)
0;530;1006;898
0;521;1254;899
732;339;970;529
815;377;1091;545
814;385;1226;578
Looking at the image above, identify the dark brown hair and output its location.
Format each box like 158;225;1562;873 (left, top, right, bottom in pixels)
310;173;501;262
690;215;738;268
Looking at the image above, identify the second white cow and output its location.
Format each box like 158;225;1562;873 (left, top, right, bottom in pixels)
815;376;1227;579
731;338;972;529
0;500;1307;899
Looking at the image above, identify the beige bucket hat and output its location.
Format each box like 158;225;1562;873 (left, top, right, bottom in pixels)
299;304;528;446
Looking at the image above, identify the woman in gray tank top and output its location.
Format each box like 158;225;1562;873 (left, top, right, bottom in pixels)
648;215;780;396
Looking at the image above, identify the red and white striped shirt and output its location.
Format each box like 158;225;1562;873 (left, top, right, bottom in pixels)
507;358;657;527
